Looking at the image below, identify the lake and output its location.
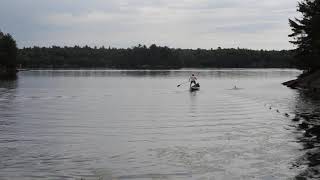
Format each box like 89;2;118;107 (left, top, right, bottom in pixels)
1;69;318;180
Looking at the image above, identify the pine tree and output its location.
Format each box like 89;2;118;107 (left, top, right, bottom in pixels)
0;31;18;69
289;0;320;70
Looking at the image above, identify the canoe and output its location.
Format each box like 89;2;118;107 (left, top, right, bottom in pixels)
190;86;200;91
190;83;200;91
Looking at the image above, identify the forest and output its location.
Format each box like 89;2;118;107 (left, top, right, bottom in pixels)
2;1;319;71
17;45;295;69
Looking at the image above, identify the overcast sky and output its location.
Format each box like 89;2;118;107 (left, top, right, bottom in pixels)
0;0;299;49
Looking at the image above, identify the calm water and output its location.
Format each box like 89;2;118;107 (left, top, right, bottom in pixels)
1;69;318;180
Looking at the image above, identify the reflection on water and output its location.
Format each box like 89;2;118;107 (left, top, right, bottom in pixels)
0;79;18;121
289;91;320;179
26;70;173;77
24;69;299;79
3;69;320;179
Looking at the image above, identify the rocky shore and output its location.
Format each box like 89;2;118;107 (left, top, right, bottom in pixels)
283;70;320;179
283;70;320;92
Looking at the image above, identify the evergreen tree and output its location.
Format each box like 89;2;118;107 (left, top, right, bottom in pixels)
289;0;320;70
0;31;18;68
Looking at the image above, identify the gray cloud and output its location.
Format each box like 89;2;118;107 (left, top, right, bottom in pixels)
0;0;298;49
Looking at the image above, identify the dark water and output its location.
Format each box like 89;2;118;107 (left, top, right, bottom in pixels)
1;69;319;180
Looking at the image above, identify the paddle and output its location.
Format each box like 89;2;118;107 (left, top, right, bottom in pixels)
177;81;189;87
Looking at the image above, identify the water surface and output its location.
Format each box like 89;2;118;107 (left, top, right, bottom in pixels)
0;69;314;179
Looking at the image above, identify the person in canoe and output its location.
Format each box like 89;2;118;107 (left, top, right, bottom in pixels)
189;74;197;87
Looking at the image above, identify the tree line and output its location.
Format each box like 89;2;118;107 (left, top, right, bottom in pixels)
17;45;295;69
2;0;319;71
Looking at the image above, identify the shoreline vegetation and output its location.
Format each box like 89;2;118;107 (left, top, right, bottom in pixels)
17;45;295;69
283;0;320;92
284;1;320;178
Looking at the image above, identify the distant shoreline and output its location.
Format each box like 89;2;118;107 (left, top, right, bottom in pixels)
17;45;296;69
17;67;300;71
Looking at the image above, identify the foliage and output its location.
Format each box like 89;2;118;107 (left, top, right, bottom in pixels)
18;44;295;69
0;31;18;68
289;0;320;70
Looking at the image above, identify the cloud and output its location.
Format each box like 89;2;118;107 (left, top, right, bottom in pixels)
45;12;125;26
0;0;298;49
